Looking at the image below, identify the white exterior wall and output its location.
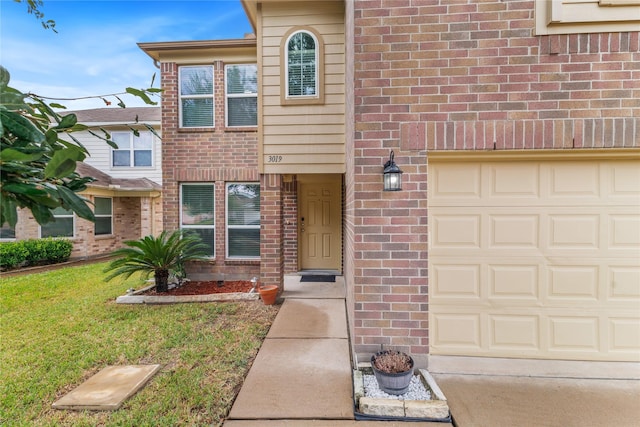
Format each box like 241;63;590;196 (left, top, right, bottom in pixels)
66;127;163;185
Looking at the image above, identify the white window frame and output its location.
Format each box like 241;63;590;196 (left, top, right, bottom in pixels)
180;183;215;257
40;207;74;238
0;223;16;241
225;182;260;260
178;65;215;128
225;64;258;128
111;131;154;168
94;197;113;236
535;0;640;35
280;27;324;106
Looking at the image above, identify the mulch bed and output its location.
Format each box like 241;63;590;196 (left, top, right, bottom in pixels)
140;280;253;296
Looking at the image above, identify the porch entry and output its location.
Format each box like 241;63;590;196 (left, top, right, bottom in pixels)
298;175;342;272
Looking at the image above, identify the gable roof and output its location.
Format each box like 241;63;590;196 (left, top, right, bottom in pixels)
63;107;161;125
76;162;161;192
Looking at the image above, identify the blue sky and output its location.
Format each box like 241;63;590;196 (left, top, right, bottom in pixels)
0;0;252;110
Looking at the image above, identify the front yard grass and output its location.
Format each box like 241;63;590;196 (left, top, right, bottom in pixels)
0;262;279;426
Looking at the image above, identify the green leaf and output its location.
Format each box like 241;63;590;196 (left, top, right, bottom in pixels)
1;196;18;228
128;126;140;137
116;95;126;108
0;65;9;89
0;110;45;143
2;182;48;197
88;129;118;149
57;186;95;222
49;103;67;109
143;124;162;140
31;203;55;225
55;113;77;130
44;146;84;178
125;87;157;105
0;148;43;162
0;90;28;110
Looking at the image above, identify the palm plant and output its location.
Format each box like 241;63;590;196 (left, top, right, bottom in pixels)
104;230;210;292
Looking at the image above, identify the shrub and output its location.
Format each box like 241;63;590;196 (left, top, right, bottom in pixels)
0;238;73;270
0;241;28;269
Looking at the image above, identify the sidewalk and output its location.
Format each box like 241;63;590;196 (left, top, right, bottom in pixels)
223;275;640;427
223;275;448;427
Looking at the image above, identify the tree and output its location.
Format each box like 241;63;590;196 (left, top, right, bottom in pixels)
0;1;161;228
103;230;211;293
0;67;160;228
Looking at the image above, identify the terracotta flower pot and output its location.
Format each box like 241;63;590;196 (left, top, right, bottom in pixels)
371;350;414;395
258;285;279;305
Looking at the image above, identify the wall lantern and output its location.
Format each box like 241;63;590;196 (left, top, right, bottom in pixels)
383;150;403;191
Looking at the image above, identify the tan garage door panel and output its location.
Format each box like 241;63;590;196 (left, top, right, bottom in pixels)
429;156;640;362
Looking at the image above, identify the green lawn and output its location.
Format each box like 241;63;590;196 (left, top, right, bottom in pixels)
0;262;278;426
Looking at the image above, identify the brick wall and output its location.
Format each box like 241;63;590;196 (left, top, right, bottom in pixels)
160;62;260;280
351;0;639;362
10;194;156;260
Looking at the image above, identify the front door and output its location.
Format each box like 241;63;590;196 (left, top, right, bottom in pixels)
299;178;342;271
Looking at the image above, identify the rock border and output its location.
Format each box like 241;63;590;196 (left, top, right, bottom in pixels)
354;364;450;421
116;284;259;304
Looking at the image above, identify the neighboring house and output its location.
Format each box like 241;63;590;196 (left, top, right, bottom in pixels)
138;0;640;374
1;107;163;259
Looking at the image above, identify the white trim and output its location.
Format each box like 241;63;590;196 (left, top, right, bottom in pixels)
39;208;75;239
284;30;319;99
180;183;215;257
535;0;640;35
224;64;258;128
225;182;260;260
428;355;640;379
178;65;215;128
110;131;154;168
94;196;113;236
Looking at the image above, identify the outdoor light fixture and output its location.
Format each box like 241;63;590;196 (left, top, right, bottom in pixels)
383;150;403;191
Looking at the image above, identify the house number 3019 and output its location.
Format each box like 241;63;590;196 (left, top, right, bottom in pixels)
267;156;283;163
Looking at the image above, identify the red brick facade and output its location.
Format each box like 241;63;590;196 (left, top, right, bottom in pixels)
349;0;640;360
8;195;160;260
159;62;261;280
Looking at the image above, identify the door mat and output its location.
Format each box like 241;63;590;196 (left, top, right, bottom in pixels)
300;275;336;283
52;365;161;411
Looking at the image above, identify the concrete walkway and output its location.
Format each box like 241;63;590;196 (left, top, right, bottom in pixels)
224;275;640;427
223;275;448;427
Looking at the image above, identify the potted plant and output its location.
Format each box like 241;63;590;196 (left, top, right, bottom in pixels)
370;349;414;395
104;230;210;292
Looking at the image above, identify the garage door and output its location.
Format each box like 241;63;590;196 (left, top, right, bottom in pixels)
429;152;640;362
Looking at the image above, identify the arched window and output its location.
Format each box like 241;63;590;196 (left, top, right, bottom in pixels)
284;29;322;101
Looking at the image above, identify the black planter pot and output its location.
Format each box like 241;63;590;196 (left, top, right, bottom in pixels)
370;350;414;395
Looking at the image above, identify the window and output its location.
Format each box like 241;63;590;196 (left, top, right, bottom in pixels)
286;31;319;98
281;28;324;105
535;0;640;35
180;184;215;256
41;207;74;238
179;65;214;128
0;223;15;240
112;131;153;167
225;64;258;127
226;183;260;259
94;197;112;235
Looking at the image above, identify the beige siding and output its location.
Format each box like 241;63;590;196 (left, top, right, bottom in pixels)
63;128;163;185
260;1;345;174
429;151;640;362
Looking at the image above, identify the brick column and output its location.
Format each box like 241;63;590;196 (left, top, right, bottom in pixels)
260;174;284;289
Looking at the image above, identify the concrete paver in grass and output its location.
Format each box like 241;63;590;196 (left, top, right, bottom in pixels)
52;365;160;411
